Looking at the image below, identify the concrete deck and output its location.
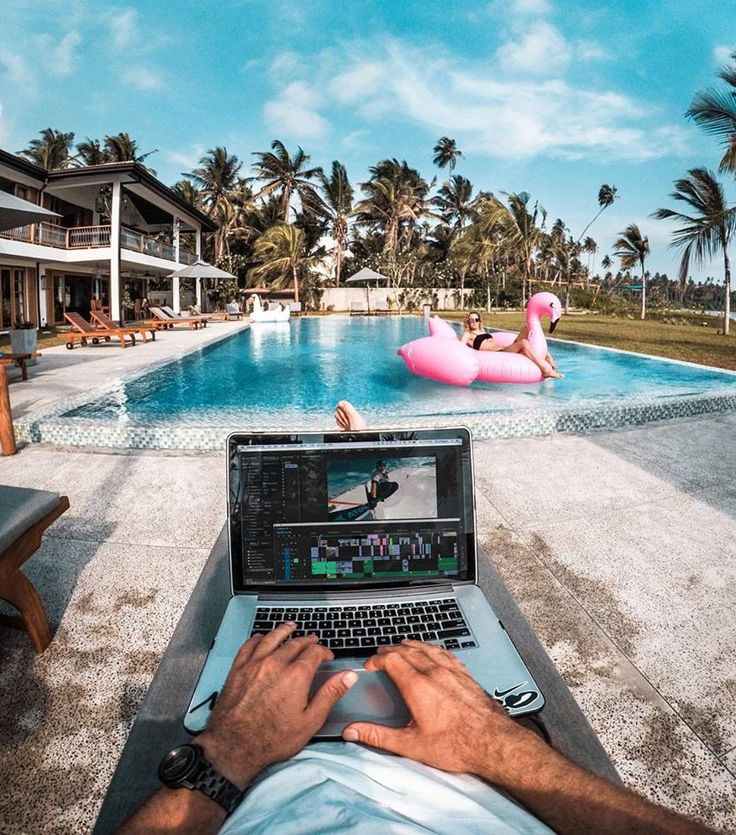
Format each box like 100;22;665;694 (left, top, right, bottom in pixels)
1;336;735;832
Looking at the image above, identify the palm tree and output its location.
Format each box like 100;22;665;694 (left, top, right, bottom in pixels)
652;168;736;334
582;236;598;285
75;138;106;166
185;148;242;214
248;224;316;303
251;140;323;222
19;128;75;170
578;184;618;242
613;224;650;319
355;160;433;255
172;179;204;210
103;133;158;171
686;50;736;174
432;175;476;232
432;137;463;172
316;161;354;286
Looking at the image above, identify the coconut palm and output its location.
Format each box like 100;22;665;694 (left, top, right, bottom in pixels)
432;175;476;232
355;160;433;255
652;168;736;334
103;133;158;171
251;140;323;222
186;147;242;214
172;179;204;210
315;161;354;286
686;50;736;174
19;128;75;170
578;184;618;242
432;137;463;172
248;224;317;303
613;223;650;319
75;138;106;166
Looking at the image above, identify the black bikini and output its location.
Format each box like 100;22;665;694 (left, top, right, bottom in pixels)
472;333;493;350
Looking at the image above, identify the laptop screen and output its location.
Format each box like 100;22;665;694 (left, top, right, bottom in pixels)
227;428;476;592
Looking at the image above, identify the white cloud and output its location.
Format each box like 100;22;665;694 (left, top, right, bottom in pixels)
54;31;82;75
0;51;38;96
164;144;206;171
497;20;570;74
123;66;164;91
312;40;688;163
269;50;302;79
509;0;553;15
109;9;137;51
264;80;328;139
713;44;734;65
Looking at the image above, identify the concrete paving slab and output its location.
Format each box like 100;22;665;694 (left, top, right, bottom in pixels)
593;412;736;490
519;494;736;756
0;538;209;835
724;747;736;778
0;447;78;490
37;450;226;548
473;433;683;528
476;524;736;829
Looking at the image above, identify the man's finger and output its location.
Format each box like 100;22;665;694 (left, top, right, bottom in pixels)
342;721;412;756
249;622;297;660
306;669;359;723
231;633;264;669
399;640;466;670
274;633;322;664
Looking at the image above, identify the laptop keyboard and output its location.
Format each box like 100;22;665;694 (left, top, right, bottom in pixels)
252;598;477;657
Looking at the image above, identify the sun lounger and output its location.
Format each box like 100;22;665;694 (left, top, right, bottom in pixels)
349;301;367;316
160;306;209;326
0;351;41;382
63;312;136;349
145;307;205;330
187;304;243;322
0;485;70;653
90;311;157;343
289;302;302;316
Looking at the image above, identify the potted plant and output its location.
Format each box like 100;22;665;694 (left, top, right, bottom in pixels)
10;318;38;365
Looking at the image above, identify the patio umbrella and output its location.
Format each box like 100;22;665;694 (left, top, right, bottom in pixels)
345;267;390;313
168;259;236;280
0;191;61;232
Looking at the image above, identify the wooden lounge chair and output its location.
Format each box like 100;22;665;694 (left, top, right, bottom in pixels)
160;306;209;327
0;351;42;381
63;312;136;349
0;485;70;653
289;302;302;317
187;304;242;322
349;301;367;316
90;311;157;344
145;307;204;330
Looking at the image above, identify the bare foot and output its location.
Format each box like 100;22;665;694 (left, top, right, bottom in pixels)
335;400;368;431
543;367;564;379
545;354;558;369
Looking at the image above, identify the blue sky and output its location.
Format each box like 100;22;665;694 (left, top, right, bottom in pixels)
1;0;734;281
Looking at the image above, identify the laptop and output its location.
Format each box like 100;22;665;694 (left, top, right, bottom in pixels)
185;427;544;736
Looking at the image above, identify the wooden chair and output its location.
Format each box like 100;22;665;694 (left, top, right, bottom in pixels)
144;307;204;331
0;351;42;382
161;306;209;327
90;311;157;344
0;486;70;653
63;312;136;349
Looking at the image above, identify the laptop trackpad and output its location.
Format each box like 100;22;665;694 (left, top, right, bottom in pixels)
311;663;410;738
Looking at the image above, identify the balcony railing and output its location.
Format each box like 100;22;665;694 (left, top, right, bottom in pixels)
1;222;198;264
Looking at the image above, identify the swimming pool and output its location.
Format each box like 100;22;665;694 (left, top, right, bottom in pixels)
19;317;736;449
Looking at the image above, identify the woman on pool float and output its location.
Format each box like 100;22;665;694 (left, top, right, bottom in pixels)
460;310;562;380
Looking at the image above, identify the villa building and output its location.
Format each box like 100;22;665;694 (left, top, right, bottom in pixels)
0;148;216;330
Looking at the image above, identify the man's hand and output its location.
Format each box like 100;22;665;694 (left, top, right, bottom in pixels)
342;640;538;785
199;622;357;789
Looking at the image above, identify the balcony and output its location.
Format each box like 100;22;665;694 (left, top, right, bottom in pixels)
0;222;197;264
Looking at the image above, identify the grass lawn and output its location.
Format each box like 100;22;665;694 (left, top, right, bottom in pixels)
442;311;736;371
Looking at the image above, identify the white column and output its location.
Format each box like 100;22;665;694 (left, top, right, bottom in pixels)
38;266;48;326
110;180;122;323
195;277;202;308
173;216;180;263
172;272;181;313
195;224;202;258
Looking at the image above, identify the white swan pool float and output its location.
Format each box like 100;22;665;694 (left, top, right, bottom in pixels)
249;294;291;323
397;292;562;385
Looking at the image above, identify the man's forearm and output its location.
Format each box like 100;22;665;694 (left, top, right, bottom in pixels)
483;732;713;835
116;787;226;835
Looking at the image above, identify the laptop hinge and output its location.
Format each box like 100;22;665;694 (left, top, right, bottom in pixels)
256;583;457;601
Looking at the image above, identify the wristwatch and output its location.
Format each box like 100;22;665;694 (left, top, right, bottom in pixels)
158;743;244;816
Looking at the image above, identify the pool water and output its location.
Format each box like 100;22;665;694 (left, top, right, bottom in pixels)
64;317;736;425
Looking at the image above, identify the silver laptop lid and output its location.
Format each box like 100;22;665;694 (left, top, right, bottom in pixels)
226;427;476;594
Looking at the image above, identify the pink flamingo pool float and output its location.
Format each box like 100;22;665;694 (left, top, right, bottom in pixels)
397;292;563;386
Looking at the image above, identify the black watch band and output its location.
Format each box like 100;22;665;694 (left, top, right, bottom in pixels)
159;743;245;817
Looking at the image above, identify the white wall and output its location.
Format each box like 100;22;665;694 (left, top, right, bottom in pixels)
319;287;471;311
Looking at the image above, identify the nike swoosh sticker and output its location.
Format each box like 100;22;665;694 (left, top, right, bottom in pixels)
493;682;528;698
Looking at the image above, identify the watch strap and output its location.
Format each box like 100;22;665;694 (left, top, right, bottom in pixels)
192;761;244;816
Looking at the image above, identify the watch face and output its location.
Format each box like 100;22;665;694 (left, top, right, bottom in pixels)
159;744;200;786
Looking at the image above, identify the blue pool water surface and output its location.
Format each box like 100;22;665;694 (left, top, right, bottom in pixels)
64;317;736;424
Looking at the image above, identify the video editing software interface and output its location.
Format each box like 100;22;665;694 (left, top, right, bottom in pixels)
229;433;473;588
